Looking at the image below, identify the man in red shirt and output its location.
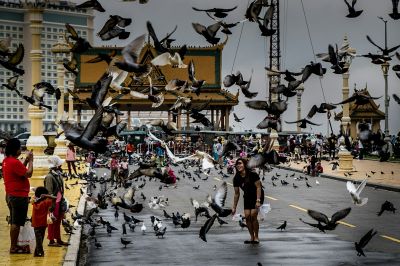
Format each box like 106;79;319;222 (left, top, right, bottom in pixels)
126;142;134;164
3;138;34;254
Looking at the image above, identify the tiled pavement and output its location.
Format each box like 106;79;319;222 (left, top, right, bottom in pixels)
0;162;86;266
283;157;400;190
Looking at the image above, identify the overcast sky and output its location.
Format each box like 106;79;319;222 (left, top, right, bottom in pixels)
71;0;400;136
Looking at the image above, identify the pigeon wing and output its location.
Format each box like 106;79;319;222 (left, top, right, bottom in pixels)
122;34;146;66
355;178;367;195
307;210;330;224
393;94;400;104
346;181;357;194
151;52;172;66
192;23;207;35
366;35;383;52
330;207;352;224
214;182;227;207
245;100;269;110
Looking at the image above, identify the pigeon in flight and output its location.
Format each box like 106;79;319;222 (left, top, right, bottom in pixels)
265;67;302;82
389;0;400;20
233;113;244;122
192;6;237;18
344;0;363;18
355;229;377;257
346;178;368;206
207;182;231;217
97;15;131;41
147;21;178;54
256;116;282;131
307;103;336;119
151;51;187;68
65;24;92;54
240;70;258;99
205;12;244;35
246;100;288;117
0;36;11;57
76;0;105;12
393;94;400;104
366;33;400;56
0;43;24;75
1;75;22;97
188;60;205;95
199;214;217;242
22;82;60;110
245;0;265;22
192;22;221;45
63;56;78;76
301;207;352;232
115;34;152;76
257;3;276;36
285;119;321;129
377;200;396;216
334;92;381;106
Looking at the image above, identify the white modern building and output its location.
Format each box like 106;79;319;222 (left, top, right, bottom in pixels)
0;0;94;133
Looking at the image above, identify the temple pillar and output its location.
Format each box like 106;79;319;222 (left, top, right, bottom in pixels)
68;75;75;122
25;7;50;181
127;110;131;129
225;107;230;131
216;109;220;130
211;108;214;126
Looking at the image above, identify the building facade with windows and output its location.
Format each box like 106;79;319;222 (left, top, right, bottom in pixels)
0;0;94;133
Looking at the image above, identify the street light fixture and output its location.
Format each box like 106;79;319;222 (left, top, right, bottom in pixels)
377;16;391;140
296;84;304;133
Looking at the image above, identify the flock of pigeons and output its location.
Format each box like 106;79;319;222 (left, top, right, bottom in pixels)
64;151;398;262
1;0;400;153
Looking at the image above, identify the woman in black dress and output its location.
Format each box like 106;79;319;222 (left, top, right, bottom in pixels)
232;158;264;244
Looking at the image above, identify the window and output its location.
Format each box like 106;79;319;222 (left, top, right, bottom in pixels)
13;115;17;119
13;101;17;105
19;108;23;112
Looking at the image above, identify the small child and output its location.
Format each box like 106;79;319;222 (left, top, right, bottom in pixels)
31;187;56;257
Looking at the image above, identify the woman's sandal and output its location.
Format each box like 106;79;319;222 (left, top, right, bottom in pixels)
244;240;253;244
252;240;260;244
10;246;30;254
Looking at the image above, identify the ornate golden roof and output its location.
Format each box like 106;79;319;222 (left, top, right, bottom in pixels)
72;41;238;110
335;86;385;120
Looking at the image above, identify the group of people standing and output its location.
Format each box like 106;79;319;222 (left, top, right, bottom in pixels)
3;139;69;256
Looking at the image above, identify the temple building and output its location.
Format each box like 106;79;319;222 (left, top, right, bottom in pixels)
71;41;239;132
335;85;385;139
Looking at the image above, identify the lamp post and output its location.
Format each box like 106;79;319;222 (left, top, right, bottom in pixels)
338;35;355;172
378;16;391;140
267;67;280;151
296;84;304;133
51;35;70;160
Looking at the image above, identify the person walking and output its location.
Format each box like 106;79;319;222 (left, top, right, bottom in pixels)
3;138;34;254
231;158;264;244
109;152;119;187
44;155;69;247
126;142;134;165
66;143;78;178
31;186;56;257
